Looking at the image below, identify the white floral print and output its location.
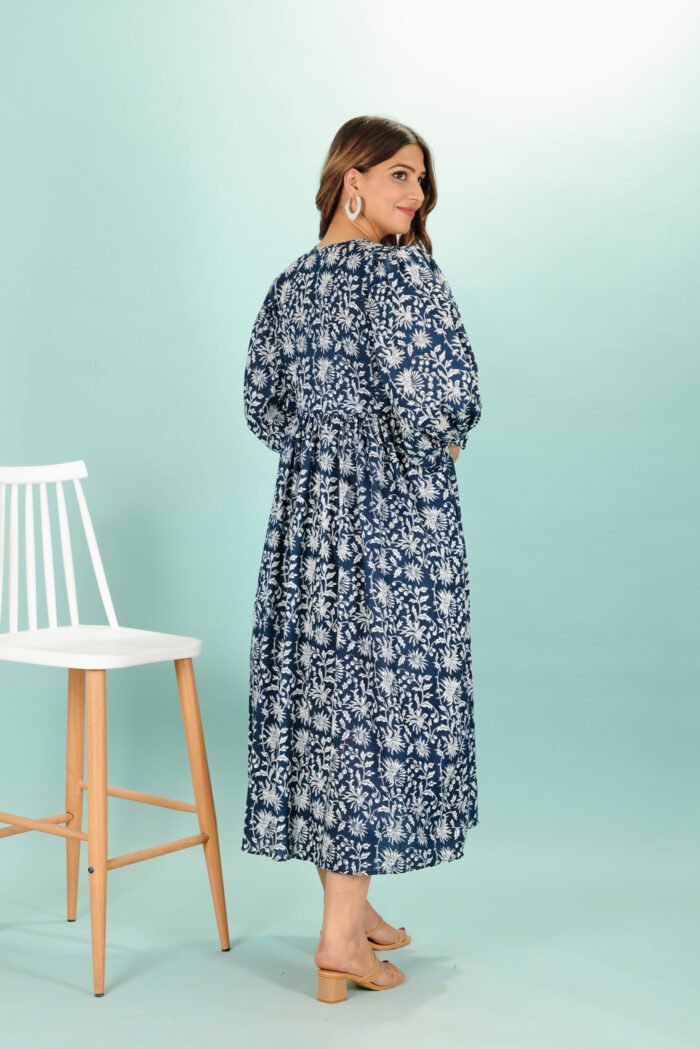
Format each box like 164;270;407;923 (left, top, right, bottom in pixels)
241;239;482;875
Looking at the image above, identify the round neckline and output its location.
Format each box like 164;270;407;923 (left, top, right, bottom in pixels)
312;238;385;252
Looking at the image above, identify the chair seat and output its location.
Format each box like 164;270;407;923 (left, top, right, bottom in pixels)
0;624;202;670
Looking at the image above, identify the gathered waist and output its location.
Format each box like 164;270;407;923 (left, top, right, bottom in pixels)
288;404;395;427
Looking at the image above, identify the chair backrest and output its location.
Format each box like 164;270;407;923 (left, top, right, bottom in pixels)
0;460;118;634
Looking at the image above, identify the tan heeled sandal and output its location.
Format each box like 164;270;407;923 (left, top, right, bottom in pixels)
317;917;412;952
317;952;404;1003
365;915;412;951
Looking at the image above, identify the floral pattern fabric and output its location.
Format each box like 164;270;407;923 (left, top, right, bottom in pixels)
241;239;482;875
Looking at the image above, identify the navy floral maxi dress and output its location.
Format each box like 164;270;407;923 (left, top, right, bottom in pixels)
241;239;482;875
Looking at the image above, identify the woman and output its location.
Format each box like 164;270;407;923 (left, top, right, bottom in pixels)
241;116;483;1002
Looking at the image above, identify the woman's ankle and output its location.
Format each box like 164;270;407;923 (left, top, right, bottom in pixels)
319;924;365;947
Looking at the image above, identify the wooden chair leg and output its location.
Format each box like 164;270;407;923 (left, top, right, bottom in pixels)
174;657;230;951
66;668;86;922
86;669;108;996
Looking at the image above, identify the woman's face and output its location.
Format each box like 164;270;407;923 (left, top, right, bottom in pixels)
348;144;426;238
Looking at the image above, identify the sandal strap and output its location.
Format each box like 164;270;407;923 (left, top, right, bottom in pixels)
364;915;385;938
361;953;385;984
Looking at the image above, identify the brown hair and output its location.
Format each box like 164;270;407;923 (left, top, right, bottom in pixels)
315;116;437;255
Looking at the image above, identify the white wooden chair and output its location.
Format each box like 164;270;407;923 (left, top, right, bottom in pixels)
0;460;230;996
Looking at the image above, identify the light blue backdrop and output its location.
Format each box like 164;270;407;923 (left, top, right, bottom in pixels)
0;2;697;1046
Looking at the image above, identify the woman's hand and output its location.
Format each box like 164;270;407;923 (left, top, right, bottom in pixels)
448;444;460;463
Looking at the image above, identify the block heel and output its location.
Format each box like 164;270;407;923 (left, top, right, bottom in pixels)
317;971;349;1003
316;954;404;1002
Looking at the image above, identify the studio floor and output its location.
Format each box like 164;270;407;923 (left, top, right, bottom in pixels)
1;831;696;1049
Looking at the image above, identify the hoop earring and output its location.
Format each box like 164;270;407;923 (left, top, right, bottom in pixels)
345;194;362;221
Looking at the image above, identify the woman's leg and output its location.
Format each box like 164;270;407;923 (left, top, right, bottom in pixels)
315;865;407;944
313;869;402;984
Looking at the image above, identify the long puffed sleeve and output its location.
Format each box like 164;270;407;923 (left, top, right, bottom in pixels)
365;245;482;465
243;281;296;453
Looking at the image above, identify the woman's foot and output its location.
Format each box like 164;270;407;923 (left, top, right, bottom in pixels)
363;903;408;946
315;867;408;948
314;930;403;987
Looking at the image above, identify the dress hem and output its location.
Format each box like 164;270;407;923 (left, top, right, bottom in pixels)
240;820;478;876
